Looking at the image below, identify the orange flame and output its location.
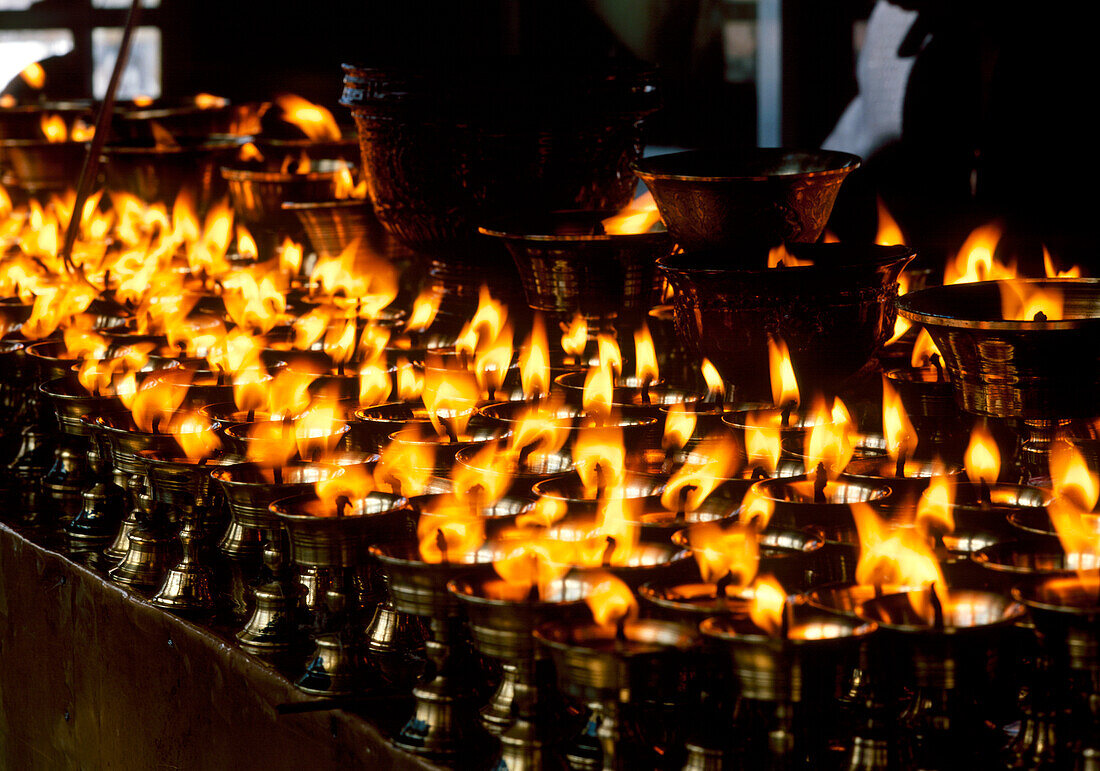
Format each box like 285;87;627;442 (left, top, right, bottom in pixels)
601;191;661;235
492;534;572;599
171;412;222;460
945;223;1013;285
748;575;787;635
520;313;551;400
293;401;345;461
875;198;905;246
40;114;67;143
745;412;781;474
701;358;725;401
804;397;854;478
634;323;659;385
560;313;588;358
373;429;435;497
315;464;375;512
275;94;341;141
662;403;697;451
738;487;775;530
453;440;514;509
1046;497;1100;596
584;571;639;628
422;366;479;440
767;243;814;269
1043;247;1082;279
688;522;759;587
661;433;741;512
20;62;45;90
572;424;626;497
1050;440;1099;512
280;238;303;275
852;502;948;620
1000;280;1064;322
915;466;956;538
768;335;799;408
882;375;917;462
910;328;943;368
406;287;442;333
417;495;485;563
964;423;1001;487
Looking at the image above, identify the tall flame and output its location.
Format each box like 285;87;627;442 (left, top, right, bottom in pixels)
634;323;659;385
1049;440;1099;512
519;313;551;400
560;313;588;359
882;375;917;463
748;576;787;636
662;403;696;451
768;335;799;408
584;571;638;629
688;522;759;587
964;423;1001;487
275;94;341;141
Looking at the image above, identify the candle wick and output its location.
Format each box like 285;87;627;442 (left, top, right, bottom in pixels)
979;479;992;508
930;353;945;383
436;528;449;564
895;450;907;480
715;571;733;600
813;462;828;504
247;408;255;423
676;485;692;523
444;422;458;444
751;466;768;481
335;494;349;517
781;597;792;639
641;380;651;405
615;615;627;643
274;466;283;485
602;535;616;568
929;582;945;630
662;447;675;476
1033;310;1047;322
781;400;795;429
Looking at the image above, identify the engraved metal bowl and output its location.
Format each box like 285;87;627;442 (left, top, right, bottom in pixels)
632;148;860;257
896;279;1100;419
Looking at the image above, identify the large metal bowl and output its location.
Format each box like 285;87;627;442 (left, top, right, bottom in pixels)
896;279;1100;419
632;148;860;257
659;243;913;402
340;59;660;256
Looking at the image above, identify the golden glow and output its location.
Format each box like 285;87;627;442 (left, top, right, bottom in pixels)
572;424;625;498
688;522;758;587
1050;440;1100;512
406;287;442;333
964;423;1001;487
560;313;588;358
661;433;741;512
662;403;696;451
633;323;659;385
875;197;905;246
804;397;854;478
1000;280;1064;322
20;62;45;90
768;334;799;408
275;94;341;141
882;375;917;462
601;190;661;235
701;358;725;400
748;575;787;635
910;328;943;368
915;466;955;538
519;313;551;400
945;223;1013;285
584;571;639;628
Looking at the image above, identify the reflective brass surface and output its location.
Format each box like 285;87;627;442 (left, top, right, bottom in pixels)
897;279;1100;419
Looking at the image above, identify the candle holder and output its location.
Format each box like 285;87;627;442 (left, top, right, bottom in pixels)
222;158;354;246
450;574;590;769
884;366;968;460
282;199;385;262
536;615;698;770
632;148;859;256
479;211;669;328
65;419;126;555
210;462;339;562
1014;577;1100;768
38;377;120;526
339;60;658;258
748;475;892;584
658;244;912;403
92;411;181;587
0;138;86;194
110;96;245;141
858;589;1025;768
273;490;412;696
369;541;498;764
140;451;233;615
101;137;243;214
700;601;875;767
0;101;94;140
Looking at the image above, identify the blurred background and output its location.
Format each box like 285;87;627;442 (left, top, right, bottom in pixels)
1;0;1091;270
